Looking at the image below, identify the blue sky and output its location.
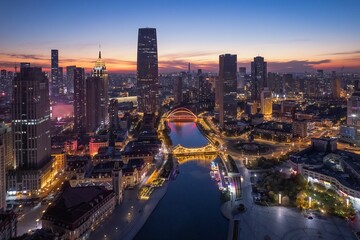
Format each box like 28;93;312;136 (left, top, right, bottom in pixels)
1;0;360;72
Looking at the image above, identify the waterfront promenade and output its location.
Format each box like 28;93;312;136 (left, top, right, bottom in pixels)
90;181;171;240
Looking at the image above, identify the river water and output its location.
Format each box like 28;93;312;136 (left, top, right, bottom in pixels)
135;122;228;240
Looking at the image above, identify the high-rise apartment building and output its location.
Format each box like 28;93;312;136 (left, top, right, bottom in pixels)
137;28;159;114
218;54;237;128
51;49;59;98
0;123;13;170
251;56;267;101
86;52;108;132
73;67;86;133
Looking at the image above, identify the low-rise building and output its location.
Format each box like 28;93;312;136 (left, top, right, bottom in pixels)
42;185;115;240
290;137;360;202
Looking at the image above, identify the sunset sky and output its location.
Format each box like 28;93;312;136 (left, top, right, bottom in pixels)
1;0;360;73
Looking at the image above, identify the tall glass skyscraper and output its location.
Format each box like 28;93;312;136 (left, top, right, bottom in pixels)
251;56;267;101
137;28;159;114
73;67;86;133
51;49;59;99
218;54;237;128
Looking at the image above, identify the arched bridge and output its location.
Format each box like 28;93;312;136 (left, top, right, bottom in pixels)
172;143;217;156
166;107;197;122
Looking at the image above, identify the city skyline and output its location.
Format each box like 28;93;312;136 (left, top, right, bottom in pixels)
1;0;360;73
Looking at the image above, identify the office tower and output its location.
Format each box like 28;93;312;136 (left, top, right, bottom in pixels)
251;56;267;101
109;99;119;130
238;67;246;90
198;69;205;107
20;62;30;69
9;67;52;192
137;28;159;114
0;123;13;170
66;65;76;94
73;67;86;133
0;137;5;211
58;67;64;95
86;52;108;132
51;49;59;98
174;76;183;106
261;87;272;116
13;67;51;169
218;54;237;128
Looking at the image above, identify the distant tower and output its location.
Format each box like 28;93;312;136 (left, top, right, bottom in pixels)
66;65;76;94
86;51;109;132
137;28;159;114
73;67;86;133
112;161;123;205
188;62;191;73
51;49;59;99
251;56;267;101
0;137;5;211
174;76;183;106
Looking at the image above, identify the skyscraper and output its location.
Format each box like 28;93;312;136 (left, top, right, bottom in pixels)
347;90;360;127
0;137;5;211
51;49;59;99
261;87;272;116
174;76;183;106
137;28;159;114
238;67;246;90
73;67;86;133
0;123;13;170
58;67;64;95
251;56;267;101
218;54;237;128
66;65;76;94
86;52;108;132
9;67;52;192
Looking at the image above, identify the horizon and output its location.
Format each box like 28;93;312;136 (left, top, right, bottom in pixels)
1;0;360;73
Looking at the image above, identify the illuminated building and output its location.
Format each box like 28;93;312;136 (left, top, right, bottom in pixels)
51;49;59;98
8;67;54;194
347;90;360;127
73;67;86;133
0;123;13;170
66;65;76;94
137;28;159;114
218;54;237;128
260;87;272;116
251;56;267;101
86;51;109;132
42;185;115;240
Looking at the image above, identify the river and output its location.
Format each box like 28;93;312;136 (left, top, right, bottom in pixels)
135;122;228;240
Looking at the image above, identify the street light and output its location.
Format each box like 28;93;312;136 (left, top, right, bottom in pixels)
278;193;282;205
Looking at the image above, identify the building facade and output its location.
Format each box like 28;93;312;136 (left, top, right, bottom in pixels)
51;49;59;98
251;56;267;101
9;67;52;193
73;67;86;133
218;54;237;128
86;52;109;132
137;28;159;114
